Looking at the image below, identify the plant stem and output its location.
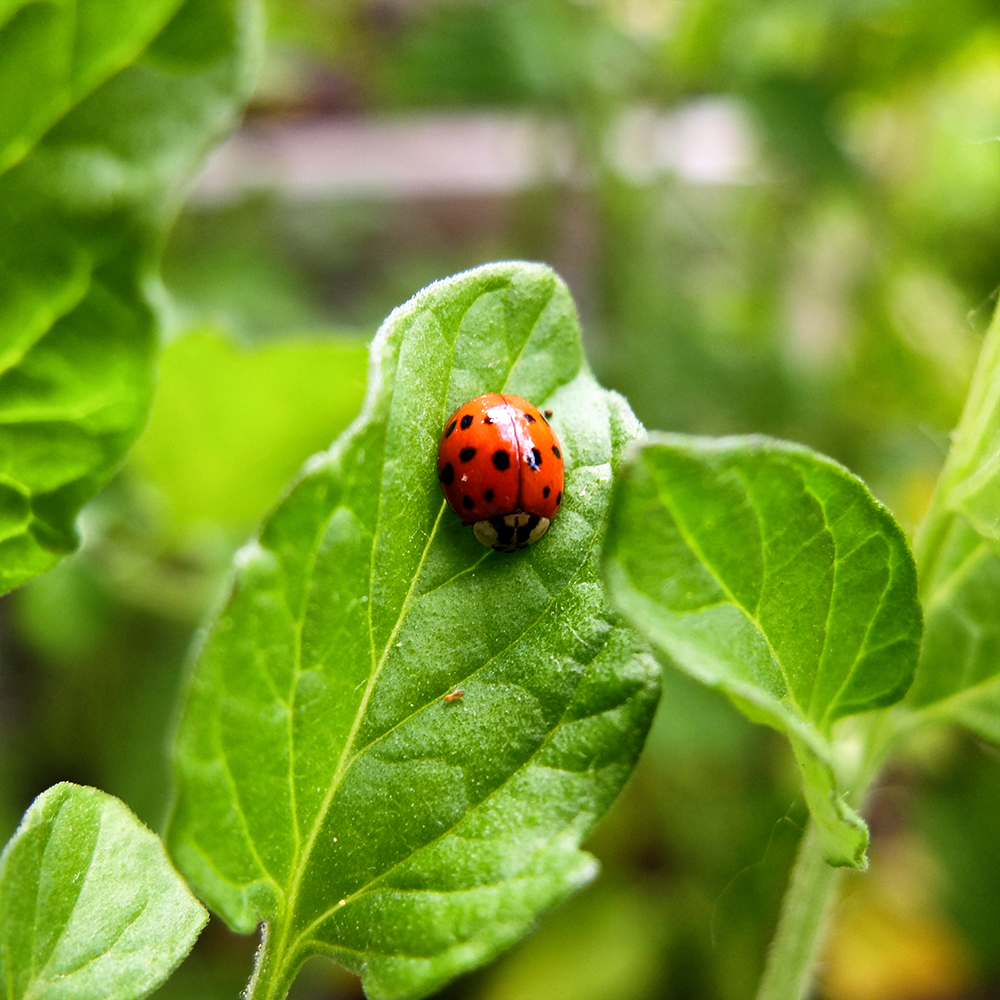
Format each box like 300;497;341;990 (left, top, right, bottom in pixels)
243;923;298;1000
755;821;843;1000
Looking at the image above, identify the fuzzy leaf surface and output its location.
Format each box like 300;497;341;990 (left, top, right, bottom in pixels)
168;262;660;1000
0;0;261;595
0;783;206;1000
602;434;922;867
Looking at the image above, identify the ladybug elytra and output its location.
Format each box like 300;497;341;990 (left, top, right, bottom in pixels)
437;393;564;552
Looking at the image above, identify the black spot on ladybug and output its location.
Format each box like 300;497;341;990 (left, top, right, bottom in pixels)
491;516;516;545
445;420;457;437
440;463;454;485
460;414;473;430
483;415;493;424
543;486;550;498
493;450;510;471
552;446;561;459
527;447;542;470
524;413;536;423
517;514;541;544
459;447;477;462
462;495;474;509
484;489;494;502
556;490;563;506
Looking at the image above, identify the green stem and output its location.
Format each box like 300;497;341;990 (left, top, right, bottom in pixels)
756;715;895;1000
244;923;299;1000
755;821;842;1000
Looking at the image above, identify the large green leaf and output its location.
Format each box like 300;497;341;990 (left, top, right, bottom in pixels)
906;304;1000;738
602;434;922;868
0;783;206;1000
0;0;261;595
167;262;660;1000
0;0;186;174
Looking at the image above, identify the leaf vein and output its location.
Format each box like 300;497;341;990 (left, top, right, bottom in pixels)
215;740;285;894
657;469;793;706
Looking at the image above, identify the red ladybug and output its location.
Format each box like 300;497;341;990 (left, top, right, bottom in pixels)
437;394;564;552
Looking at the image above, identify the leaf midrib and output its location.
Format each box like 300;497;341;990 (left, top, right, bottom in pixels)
924;536;994;616
27;797;99;994
271;500;448;968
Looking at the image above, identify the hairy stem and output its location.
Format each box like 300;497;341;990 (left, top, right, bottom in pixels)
244;923;298;1000
755;821;842;1000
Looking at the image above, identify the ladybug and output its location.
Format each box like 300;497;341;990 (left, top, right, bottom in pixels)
437;393;564;552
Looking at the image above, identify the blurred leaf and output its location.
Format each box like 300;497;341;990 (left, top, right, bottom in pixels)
0;0;261;595
0;782;207;1000
473;882;667;1000
602;434;922;867
130;330;368;538
935;304;1000;549
168;263;660;1000
907;515;1000;735
907;305;1000;738
0;0;184;174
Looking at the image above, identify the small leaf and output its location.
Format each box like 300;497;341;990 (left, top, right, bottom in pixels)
0;783;207;1000
129;330;368;537
906;304;1000;738
168;262;660;1000
934;303;1000;550
906;513;1000;738
602;434;922;868
0;0;261;595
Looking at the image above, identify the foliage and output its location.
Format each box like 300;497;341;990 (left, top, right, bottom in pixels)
131;330;368;539
1;1;998;999
602;435;921;868
0;783;205;1000
167;262;659;999
0;0;261;994
601;302;1000;992
0;0;260;595
905;306;1000;738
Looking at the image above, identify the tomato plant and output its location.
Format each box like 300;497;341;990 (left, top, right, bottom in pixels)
1;3;998;1000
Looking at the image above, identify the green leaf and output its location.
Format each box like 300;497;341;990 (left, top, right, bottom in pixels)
0;0;186;175
905;304;1000;739
907;513;1000;738
0;0;262;596
602;434;922;868
933;303;1000;550
167;262;660;1000
129;330;368;538
0;782;207;1000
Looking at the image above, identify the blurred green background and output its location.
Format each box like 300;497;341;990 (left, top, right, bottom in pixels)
2;1;999;998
